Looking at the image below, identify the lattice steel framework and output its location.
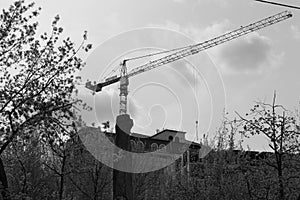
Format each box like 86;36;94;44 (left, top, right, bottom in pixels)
85;11;292;115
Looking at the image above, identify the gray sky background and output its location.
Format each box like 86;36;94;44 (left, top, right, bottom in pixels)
2;0;300;151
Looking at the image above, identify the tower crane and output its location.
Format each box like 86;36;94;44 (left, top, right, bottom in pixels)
86;11;292;115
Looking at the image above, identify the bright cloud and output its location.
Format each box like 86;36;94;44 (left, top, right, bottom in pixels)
147;19;229;88
153;20;284;75
156;19;230;41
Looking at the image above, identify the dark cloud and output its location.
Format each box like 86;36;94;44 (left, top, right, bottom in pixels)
218;34;277;73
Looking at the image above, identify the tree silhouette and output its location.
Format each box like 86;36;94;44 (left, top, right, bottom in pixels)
0;1;91;198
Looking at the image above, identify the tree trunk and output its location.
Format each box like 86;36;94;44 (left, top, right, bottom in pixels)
59;153;67;200
276;153;284;200
278;165;284;200
0;157;10;200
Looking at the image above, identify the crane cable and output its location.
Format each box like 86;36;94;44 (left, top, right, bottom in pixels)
103;44;195;80
102;64;122;81
124;44;194;62
104;4;297;80
254;0;300;9
113;0;300;67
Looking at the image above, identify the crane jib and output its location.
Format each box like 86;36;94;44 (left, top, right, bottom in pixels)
127;10;292;78
86;10;292;92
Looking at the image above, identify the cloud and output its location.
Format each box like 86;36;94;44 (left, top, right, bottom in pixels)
158;19;230;41
149;19;284;76
291;25;300;40
147;19;230;87
213;33;284;74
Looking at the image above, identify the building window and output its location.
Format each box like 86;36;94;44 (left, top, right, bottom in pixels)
159;144;166;152
137;141;144;151
130;140;136;151
151;143;158;151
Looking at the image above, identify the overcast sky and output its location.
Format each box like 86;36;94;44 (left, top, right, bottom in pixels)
2;0;300;151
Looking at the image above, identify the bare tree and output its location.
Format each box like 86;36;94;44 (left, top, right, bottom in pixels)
236;92;300;200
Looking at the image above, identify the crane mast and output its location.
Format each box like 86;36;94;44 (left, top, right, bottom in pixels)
119;61;129;115
86;10;292;115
